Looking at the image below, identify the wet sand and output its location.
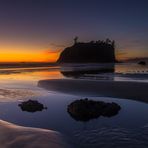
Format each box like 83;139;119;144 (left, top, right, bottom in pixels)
38;79;148;103
0;120;69;148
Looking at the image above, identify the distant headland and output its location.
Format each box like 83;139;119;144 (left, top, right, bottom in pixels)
57;37;117;63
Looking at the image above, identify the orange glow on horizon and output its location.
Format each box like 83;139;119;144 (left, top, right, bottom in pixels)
0;45;146;62
0;50;138;62
0;49;61;63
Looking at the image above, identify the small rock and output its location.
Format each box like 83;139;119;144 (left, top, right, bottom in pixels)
18;100;47;112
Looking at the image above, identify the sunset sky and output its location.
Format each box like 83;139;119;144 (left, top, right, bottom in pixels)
0;0;148;62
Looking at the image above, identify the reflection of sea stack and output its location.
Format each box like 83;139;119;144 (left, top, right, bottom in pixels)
57;38;116;63
60;67;115;79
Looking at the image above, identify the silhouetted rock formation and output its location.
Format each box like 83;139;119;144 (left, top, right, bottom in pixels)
138;61;146;65
57;39;116;63
67;98;121;122
18;100;47;112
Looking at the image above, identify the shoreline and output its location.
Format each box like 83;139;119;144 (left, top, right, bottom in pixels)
38;79;148;103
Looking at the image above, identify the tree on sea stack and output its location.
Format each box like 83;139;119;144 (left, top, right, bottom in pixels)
74;36;78;44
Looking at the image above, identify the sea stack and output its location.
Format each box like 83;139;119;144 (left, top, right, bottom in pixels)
57;38;116;63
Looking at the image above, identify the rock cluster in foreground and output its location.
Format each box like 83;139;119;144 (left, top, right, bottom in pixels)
19;100;47;112
67;98;121;121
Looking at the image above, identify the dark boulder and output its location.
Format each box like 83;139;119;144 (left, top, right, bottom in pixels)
67;98;121;121
18;100;47;112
